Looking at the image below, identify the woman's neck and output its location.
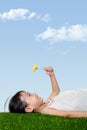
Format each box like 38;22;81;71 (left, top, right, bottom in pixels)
34;102;47;113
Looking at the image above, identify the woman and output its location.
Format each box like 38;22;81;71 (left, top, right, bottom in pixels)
9;67;87;118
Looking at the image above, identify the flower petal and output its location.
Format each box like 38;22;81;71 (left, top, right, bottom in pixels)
33;64;38;72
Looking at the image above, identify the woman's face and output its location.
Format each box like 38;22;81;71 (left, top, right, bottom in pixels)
20;91;44;112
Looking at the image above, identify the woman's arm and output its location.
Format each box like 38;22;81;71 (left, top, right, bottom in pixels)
66;111;87;118
41;107;87;118
44;67;60;100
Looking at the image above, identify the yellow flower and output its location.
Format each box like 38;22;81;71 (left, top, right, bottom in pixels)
33;64;38;72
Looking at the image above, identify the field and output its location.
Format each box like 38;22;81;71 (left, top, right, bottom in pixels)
0;113;87;130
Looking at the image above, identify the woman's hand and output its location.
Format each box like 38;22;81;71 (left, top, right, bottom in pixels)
44;67;54;76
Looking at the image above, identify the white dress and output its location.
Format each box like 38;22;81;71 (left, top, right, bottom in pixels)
46;88;87;111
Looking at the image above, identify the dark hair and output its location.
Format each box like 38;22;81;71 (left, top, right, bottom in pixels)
9;91;27;113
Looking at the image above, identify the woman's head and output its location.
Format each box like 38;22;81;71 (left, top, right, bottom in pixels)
9;91;27;113
9;91;44;113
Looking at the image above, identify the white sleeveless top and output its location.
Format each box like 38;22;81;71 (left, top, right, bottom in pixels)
46;88;87;111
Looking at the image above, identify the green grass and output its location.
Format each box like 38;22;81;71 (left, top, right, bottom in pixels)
0;113;87;130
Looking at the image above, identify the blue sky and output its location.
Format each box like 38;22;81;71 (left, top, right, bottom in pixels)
0;0;87;112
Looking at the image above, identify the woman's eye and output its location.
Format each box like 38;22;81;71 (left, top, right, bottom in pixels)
26;92;30;96
28;93;31;96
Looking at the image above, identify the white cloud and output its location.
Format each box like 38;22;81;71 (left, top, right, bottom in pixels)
36;24;87;43
41;14;50;22
28;12;37;19
0;8;49;22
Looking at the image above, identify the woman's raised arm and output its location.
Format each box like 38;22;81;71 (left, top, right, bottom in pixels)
44;67;60;100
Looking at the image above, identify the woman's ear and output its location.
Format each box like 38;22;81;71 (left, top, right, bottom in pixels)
25;106;33;113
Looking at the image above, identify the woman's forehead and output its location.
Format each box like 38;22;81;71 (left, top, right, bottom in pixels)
20;91;30;96
20;91;29;101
